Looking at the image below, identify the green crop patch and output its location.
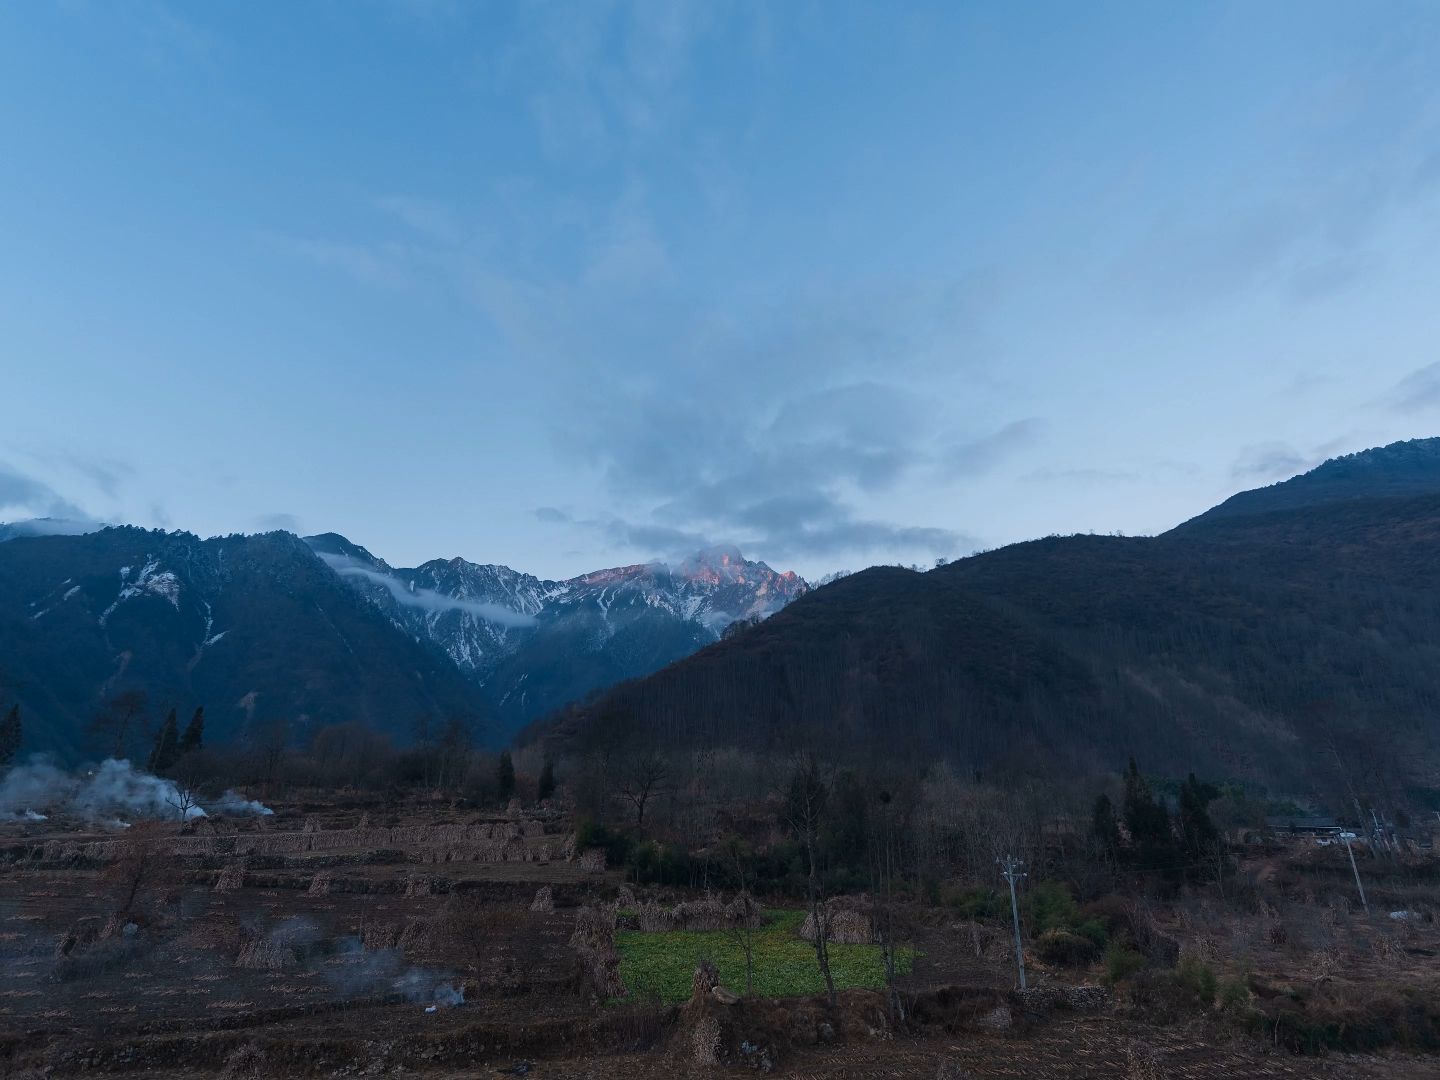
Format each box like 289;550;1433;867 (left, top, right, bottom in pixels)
615;909;914;1004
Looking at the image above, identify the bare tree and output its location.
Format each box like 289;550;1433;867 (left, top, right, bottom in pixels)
104;822;180;920
783;753;836;1008
725;837;757;996
432;892;526;979
616;749;670;828
435;715;475;794
166;784;201;822
253;717;289;797
871;785;909;1025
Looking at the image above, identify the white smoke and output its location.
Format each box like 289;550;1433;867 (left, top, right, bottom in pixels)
0;757;273;822
324;935;464;1007
317;553;536;628
208;790;275;816
394;968;465;1007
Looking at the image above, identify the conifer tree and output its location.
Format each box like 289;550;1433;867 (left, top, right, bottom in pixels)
496;750;516;804
148;709;180;773
1177;772;1220;863
1091;792;1121;853
536;758;556;802
1122;758;1177;868
0;704;20;769
179;707;205;756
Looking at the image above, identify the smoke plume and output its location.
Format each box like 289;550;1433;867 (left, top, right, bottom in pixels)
0;757;273;822
324;935;464;1007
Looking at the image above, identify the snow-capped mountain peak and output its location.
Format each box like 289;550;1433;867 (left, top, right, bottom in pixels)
303;536;809;736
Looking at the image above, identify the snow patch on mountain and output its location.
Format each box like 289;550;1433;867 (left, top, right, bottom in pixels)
99;558;180;625
307;535;808;699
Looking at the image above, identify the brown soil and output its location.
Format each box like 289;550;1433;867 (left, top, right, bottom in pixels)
3;799;1438;1078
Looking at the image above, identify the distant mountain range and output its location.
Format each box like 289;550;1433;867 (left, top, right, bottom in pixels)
528;438;1440;802
0;522;806;758
0;518;109;543
9;436;1440;798
300;533;806;733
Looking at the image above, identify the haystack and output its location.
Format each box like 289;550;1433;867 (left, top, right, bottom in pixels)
798;899;876;945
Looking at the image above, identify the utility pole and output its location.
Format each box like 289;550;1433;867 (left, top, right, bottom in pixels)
999;855;1027;990
1339;832;1368;914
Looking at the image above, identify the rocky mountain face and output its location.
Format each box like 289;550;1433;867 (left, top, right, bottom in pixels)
302;535;808;735
0;524;807;757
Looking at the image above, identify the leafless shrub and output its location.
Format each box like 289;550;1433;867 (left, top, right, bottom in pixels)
1124;1039;1167;1080
430;894;526;976
102;822;181;921
221;1042;268;1079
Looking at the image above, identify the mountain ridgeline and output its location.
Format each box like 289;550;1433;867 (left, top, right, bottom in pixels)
0;524;806;759
299;534;806;734
0;528;490;758
529;439;1440;799
6;436;1440;792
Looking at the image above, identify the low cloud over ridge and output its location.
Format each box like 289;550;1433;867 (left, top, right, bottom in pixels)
318;553;536;628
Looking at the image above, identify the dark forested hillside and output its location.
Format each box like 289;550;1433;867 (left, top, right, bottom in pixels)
0;528;492;759
0;526;808;757
529;483;1440;799
1182;437;1440;525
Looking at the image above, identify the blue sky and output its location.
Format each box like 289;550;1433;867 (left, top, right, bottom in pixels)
3;1;1440;579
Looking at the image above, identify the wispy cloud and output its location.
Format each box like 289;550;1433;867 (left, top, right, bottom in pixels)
1023;467;1141;486
60;453;131;498
944;418;1044;477
491;262;1002;566
501;0;719;162
318;553;536;628
256;512;302;533
0;462;89;521
242;6;1061;572
1229;442;1320;483
1387;361;1440;414
375;195;461;245
264;234;411;289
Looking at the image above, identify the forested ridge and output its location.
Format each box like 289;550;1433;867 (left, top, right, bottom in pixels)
529;479;1440;798
0;528;492;757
